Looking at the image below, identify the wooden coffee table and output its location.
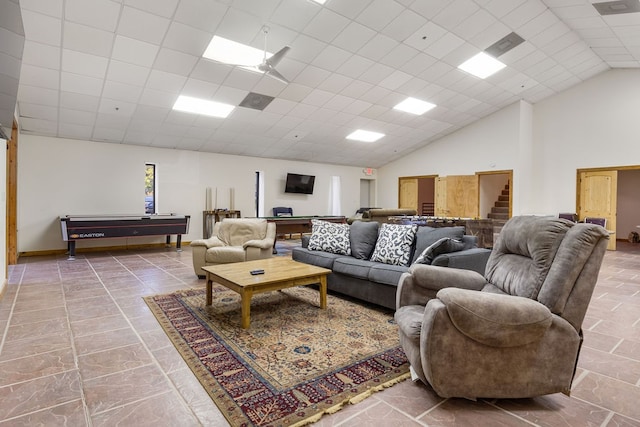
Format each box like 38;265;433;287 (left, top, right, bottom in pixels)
202;257;331;329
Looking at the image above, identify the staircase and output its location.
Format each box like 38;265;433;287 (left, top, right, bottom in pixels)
488;184;510;242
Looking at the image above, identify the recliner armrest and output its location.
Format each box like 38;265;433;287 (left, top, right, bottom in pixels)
437;287;553;347
431;248;492;275
396;265;486;309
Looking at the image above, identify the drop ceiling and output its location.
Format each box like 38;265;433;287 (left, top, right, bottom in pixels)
11;0;640;168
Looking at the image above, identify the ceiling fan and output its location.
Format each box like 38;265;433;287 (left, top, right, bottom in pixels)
242;26;291;84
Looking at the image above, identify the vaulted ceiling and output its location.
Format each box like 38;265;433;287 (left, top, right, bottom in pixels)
11;0;640;168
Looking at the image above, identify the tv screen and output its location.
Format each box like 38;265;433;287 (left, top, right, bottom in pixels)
285;173;315;194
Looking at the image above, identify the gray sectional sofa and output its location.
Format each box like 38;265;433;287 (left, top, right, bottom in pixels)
292;221;492;310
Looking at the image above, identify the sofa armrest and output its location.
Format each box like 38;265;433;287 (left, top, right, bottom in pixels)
301;235;311;248
396;264;486;309
190;236;224;249
244;237;275;250
431;248;492;275
436;287;553;347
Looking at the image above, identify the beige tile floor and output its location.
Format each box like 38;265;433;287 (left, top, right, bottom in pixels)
1;239;639;426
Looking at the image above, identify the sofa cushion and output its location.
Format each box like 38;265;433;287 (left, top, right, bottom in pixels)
349;221;379;259
333;257;374;280
411;226;465;264
414;237;466;265
205;246;245;263
308;219;351;255
292;247;342;269
368;263;409;286
370;223;417;266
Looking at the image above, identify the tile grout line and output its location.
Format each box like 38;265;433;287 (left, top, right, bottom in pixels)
80;252;205;425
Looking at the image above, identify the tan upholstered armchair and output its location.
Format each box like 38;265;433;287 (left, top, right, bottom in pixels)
191;218;276;278
395;215;609;399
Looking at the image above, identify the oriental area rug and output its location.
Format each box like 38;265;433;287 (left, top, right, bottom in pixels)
144;285;410;426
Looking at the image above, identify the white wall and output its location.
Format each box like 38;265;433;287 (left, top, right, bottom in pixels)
379;69;640;218
17;135;368;252
378;101;526;211
532;69;640;214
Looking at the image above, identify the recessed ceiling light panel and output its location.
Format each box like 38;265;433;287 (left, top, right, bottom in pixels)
458;52;506;79
203;36;271;66
394;97;436;115
346;130;385;142
173;95;234;118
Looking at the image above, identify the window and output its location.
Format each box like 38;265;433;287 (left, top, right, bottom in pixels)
145;163;156;214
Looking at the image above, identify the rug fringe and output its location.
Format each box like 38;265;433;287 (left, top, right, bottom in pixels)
289;371;412;427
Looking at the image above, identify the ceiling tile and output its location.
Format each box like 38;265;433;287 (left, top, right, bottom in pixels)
64;0;120;32
408;0;449;20
62;49;109;78
336;55;374;79
162;22;212;57
59;108;97;125
304;8;351;43
63;22;114;57
112;35;160;67
311;45;352;72
58;122;93;139
356;0;404;32
379;70;413;90
332;22;376;53
424;32;465;59
19;102;58;121
452;9;498;40
124;0;179;18
381;9;425;42
483;0;527;19
359;33;399;62
102;80;144;103
326;0;373;20
19;64;59;90
59;91;100;111
106;60;151;86
153;48;199;76
190;59;233;84
271;0;321;33
60;72;104;96
294;65;331;87
146;69;187;93
19;0;63;18
99;97;137;116
173;0;227;33
20;10;61;46
138;87;178;107
117;6;171;45
432;0;480;31
317;73;354;92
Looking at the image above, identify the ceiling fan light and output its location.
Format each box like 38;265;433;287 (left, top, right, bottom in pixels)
203;36;272;66
173;95;234;118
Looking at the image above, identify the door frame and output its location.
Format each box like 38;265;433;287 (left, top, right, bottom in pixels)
398;174;437;213
576;164;640;250
477;169;513;219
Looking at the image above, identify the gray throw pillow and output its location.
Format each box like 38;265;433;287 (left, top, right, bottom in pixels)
411;226;465;264
414;237;466;265
349;221;379;259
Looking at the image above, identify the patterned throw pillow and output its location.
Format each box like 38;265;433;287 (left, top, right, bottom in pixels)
308;220;351;255
414;237;466;265
370;223;417;266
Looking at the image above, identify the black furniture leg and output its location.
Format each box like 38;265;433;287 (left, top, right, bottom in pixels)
67;241;76;261
165;235;171;247
177;235;182;252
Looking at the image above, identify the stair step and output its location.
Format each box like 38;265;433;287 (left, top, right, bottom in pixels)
494;201;509;208
498;195;509;201
488;213;510;220
491;206;509;213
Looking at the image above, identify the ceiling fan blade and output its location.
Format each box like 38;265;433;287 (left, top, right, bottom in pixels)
265;46;290;67
266;68;289;84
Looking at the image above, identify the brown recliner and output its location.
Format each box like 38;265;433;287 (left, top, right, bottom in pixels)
191;218;276;278
395;215;609;399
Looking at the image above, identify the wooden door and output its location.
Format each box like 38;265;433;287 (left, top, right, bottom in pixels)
579;170;617;250
446;175;479;218
398;177;418;211
435;177;447;216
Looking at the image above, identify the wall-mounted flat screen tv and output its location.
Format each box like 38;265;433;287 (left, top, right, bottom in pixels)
285;173;315;194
